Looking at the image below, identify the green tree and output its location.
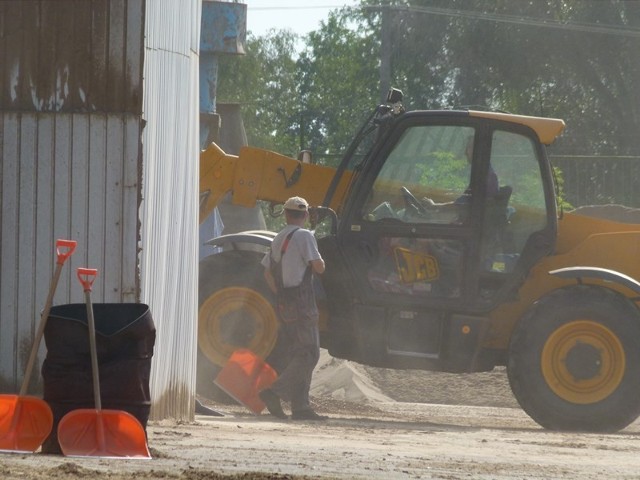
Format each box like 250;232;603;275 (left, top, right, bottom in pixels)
218;1;640;207
374;0;640;156
217;30;301;157
218;10;381;166
297;9;380;165
222;1;640;159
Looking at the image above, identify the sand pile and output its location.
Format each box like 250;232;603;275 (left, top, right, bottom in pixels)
311;350;393;403
310;349;519;409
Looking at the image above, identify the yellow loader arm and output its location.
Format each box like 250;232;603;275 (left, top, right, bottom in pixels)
199;142;348;224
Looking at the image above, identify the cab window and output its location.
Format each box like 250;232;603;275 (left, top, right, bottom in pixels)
362;125;474;224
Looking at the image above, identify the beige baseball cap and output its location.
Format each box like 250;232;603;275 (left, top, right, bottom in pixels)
283;196;309;211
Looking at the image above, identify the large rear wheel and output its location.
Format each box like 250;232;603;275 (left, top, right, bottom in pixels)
508;286;640;432
197;251;278;397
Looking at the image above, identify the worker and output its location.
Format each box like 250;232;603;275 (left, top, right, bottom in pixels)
422;135;499;217
259;196;327;420
422;135;501;295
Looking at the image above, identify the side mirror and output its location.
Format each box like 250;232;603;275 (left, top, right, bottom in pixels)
386;88;403;105
298;150;313;164
309;206;338;235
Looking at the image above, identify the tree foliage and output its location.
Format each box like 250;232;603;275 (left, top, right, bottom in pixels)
217;30;301;157
217;1;640;198
371;0;640;156
297;11;380;165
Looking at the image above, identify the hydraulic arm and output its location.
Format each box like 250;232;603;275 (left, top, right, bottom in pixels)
199;142;346;224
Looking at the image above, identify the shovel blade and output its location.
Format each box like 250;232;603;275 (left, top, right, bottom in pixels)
214;349;278;414
58;409;150;458
0;394;53;453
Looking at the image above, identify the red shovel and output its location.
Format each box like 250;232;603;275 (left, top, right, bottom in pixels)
0;239;77;452
214;349;278;414
57;268;150;458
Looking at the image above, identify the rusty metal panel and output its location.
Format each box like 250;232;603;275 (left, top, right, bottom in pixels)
122;116;141;301
200;1;247;55
0;0;200;422
0;0;144;113
0;112;142;392
0;0;145;392
0;114;21;390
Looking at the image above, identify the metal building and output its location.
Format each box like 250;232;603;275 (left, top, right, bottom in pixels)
0;0;214;421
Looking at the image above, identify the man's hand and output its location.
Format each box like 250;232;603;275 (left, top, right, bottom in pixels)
310;258;325;275
421;197;438;208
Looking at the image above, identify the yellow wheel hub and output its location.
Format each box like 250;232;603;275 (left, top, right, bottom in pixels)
541;320;625;404
198;287;278;366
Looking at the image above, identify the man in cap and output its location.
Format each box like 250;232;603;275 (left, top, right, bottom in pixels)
259;196;327;420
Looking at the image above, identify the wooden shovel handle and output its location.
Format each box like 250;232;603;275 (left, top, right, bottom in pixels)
19;239;77;396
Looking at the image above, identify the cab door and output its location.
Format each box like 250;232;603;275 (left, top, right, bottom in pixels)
338;113;556;312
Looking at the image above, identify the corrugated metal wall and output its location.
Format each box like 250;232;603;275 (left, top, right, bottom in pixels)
0;112;141;391
0;1;145;394
1;0;202;420
141;0;201;421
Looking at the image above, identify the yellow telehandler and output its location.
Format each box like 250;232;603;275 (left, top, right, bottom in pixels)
198;88;640;432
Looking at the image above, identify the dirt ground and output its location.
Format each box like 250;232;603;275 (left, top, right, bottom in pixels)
6;352;640;480
3;350;640;479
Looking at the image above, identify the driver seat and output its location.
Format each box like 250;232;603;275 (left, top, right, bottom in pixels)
488;186;513;227
482;185;514;269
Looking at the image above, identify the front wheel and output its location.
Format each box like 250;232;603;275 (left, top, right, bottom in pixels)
197;251;279;396
508;286;640;432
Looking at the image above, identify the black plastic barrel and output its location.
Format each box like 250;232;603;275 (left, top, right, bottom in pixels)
40;303;155;454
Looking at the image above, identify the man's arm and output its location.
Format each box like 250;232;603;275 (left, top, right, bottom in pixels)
300;230;325;275
310;258;325;275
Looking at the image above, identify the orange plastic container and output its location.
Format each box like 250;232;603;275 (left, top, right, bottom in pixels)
214;349;277;414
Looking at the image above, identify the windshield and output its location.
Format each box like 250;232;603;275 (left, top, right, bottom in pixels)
344;123;379;171
322;106;392;208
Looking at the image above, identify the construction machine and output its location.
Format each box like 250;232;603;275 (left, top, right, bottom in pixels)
198;88;640;432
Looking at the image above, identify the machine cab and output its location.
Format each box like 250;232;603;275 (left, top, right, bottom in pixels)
335;110;559;313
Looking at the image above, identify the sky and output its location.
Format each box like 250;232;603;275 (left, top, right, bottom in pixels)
246;1;360;37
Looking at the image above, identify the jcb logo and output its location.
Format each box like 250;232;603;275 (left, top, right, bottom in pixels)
393;247;439;284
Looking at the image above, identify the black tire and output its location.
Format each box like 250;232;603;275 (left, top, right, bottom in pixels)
508;285;640;432
196;250;279;397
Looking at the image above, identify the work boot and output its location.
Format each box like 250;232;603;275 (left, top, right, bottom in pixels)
291;409;328;421
259;389;288;419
